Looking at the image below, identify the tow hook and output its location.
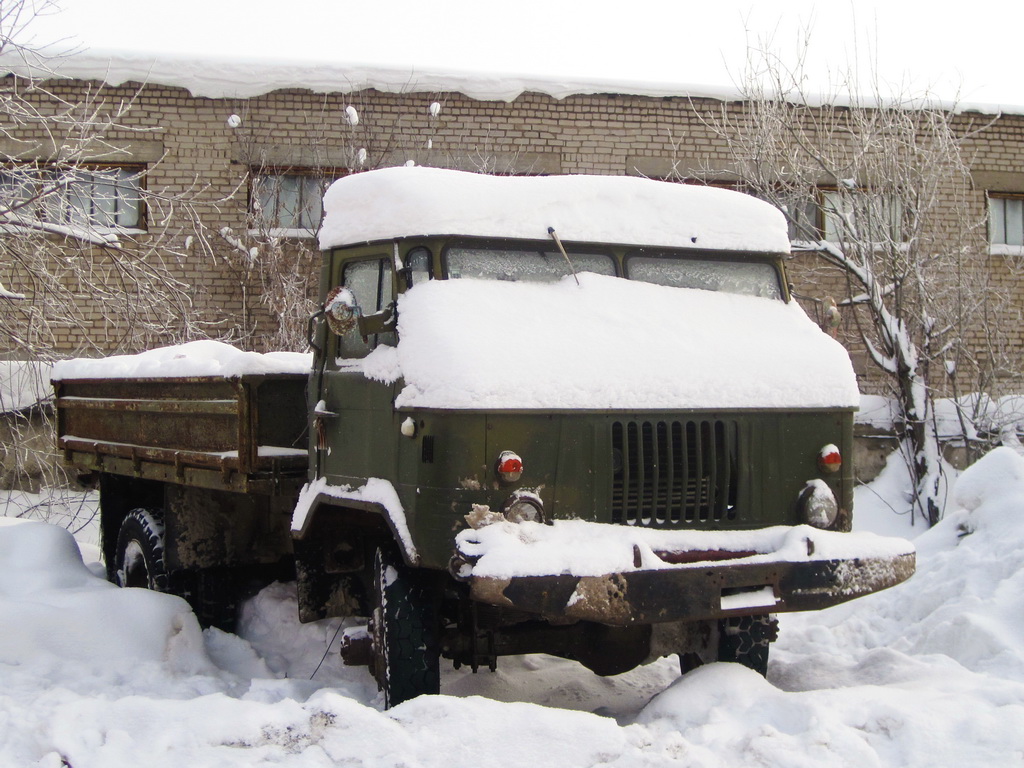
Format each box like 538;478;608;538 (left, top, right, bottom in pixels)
339;626;372;667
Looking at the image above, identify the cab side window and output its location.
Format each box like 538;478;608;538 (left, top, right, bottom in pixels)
403;246;432;289
337;257;395;357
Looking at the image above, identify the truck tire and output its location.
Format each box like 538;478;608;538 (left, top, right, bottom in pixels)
114;508;169;592
717;614;777;676
190;568;240;633
369;546;440;708
114;509;240;632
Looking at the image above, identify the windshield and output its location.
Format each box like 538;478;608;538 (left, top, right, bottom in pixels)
626;254;782;299
446;246;616;282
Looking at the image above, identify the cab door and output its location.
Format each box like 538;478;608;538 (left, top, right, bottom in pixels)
314;254;397;485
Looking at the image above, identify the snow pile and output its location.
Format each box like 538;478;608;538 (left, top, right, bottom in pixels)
631;448;1024;764
0;518;210;673
51;340;312;380
456;518;913;579
788;446;1024;679
857;392;1024;442
0;360;53;412
363;272;858;410
319;167;790;253
856;394;898;429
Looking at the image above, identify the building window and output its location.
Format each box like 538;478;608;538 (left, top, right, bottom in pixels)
251;171;343;232
989;194;1024;247
771;192;821;242
0;165;144;229
687;181;905;245
821;189;904;244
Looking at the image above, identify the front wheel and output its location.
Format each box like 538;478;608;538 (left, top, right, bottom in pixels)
717;614;778;676
369;547;440;708
679;614;778;677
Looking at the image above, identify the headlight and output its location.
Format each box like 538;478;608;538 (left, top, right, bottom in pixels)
798;479;838;529
502;489;546;524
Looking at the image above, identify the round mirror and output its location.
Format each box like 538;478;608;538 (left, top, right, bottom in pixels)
324;285;361;335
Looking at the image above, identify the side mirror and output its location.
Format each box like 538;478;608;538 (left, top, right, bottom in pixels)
324;286;361;336
323;287;398;340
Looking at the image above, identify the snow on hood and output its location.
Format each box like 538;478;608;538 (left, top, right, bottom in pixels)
351;272;859;410
51;340;312;380
318;167;790;253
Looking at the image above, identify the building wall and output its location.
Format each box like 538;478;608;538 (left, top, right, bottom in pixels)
2;79;1023;396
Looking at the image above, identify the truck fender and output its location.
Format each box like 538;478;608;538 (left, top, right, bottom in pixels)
291;489;419;567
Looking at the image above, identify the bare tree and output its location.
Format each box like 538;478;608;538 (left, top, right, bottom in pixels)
0;1;213;511
697;45;998;526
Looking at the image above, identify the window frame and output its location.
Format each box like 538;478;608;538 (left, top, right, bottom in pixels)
622;250;784;300
818;188;905;245
248;167;347;236
988;192;1024;250
0;162;147;232
441;239;618;283
333;253;396;358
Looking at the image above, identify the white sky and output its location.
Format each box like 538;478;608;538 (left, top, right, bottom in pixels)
10;0;1024;110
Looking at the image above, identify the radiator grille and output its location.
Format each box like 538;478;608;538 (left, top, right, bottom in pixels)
611;420;740;526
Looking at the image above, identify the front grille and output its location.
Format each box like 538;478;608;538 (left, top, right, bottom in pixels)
611;419;740;526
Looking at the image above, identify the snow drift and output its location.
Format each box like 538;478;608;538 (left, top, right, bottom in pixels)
0;518;210;673
4;450;1024;766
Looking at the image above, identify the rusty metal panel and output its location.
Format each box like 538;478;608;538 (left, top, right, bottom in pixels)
55;374;308;490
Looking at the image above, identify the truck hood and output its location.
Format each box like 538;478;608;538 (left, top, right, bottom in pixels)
349;272;860;411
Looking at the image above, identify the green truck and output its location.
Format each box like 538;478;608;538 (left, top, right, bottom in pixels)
54;167;915;707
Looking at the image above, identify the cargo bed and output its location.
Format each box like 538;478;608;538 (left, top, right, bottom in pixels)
55;374;309;495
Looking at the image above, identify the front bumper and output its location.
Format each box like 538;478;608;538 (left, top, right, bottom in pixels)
452;520;916;626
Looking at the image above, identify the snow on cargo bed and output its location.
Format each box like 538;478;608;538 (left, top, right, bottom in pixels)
454;516;915;580
351;272;859;410
319;166;791;252
51;340;312;380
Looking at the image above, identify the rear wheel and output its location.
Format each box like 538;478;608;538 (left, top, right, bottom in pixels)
114;508;169;591
369;547;440;708
113;508;240;632
177;567;241;633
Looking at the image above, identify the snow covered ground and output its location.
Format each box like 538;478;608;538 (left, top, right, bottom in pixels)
2;448;1024;767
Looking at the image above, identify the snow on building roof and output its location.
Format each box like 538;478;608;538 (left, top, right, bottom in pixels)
1;0;1021;113
318;167;791;252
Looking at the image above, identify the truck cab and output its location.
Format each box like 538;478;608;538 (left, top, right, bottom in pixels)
295;167;914;706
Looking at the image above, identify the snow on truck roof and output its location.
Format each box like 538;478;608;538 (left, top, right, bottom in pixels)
318;167;791;253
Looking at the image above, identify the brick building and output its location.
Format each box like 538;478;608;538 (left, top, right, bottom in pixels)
1;74;1023;397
